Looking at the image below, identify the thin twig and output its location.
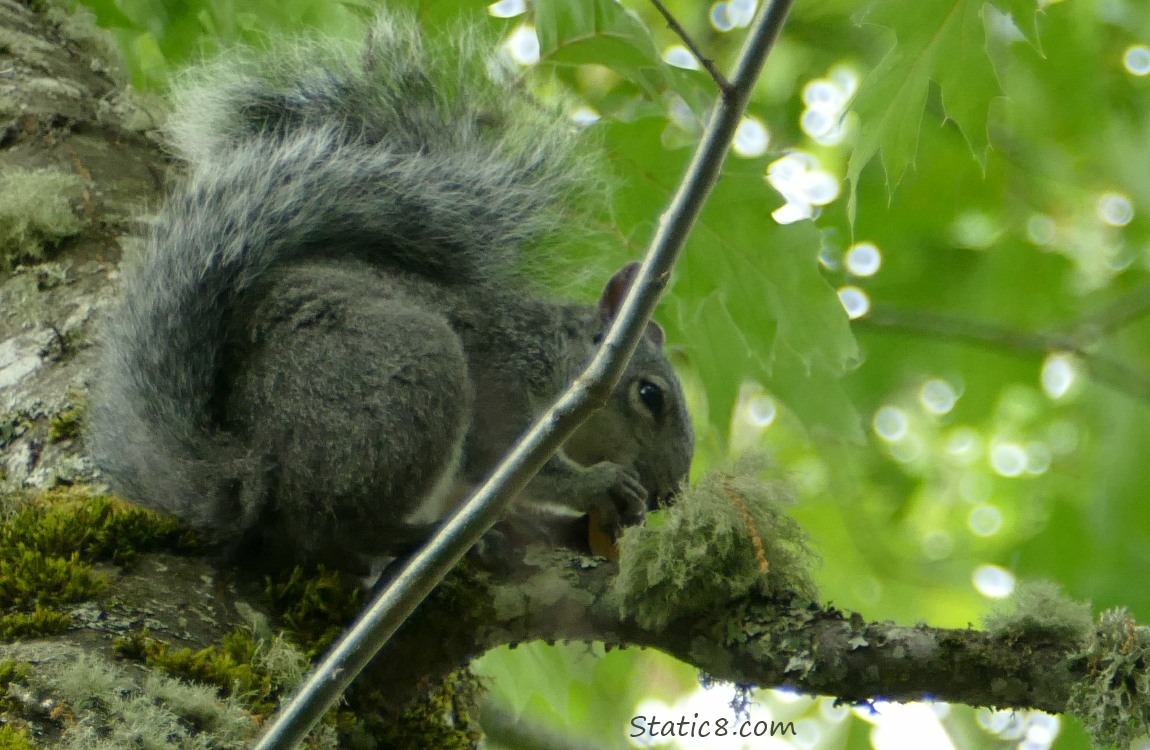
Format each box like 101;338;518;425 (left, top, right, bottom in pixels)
251;1;796;747
649;0;731;92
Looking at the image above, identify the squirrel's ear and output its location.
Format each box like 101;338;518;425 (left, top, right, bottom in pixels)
598;262;639;319
598;262;665;347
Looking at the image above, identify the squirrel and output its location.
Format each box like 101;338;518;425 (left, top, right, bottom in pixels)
88;12;694;574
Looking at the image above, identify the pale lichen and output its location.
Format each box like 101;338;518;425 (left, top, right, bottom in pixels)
0;168;85;268
984;580;1093;643
1067;608;1150;747
613;454;817;631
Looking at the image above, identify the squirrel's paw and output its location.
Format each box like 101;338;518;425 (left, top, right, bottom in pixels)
582;461;648;533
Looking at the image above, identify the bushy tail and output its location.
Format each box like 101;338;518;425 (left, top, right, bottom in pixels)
88;12;603;533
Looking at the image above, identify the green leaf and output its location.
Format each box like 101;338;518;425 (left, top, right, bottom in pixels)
533;0;713;113
672;291;762;436
993;0;1043;50
768;349;866;443
475;643;589;718
535;0;665;96
934;3;999;164
847;0;1024;220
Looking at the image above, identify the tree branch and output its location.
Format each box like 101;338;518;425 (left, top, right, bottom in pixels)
253;2;796;746
359;548;1082;718
862;302;1150;404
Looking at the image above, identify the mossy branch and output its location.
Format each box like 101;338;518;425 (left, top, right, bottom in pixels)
351;463;1137;748
467;552;1148;749
482;557;1083;711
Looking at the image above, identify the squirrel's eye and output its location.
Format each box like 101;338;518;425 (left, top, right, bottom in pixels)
636;379;665;415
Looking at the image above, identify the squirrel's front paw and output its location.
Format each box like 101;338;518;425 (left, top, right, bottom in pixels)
583;461;648;532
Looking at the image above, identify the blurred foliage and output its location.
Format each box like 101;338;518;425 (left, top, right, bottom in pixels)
65;0;1150;747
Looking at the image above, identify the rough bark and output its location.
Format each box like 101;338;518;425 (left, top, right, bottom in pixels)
0;0;163;491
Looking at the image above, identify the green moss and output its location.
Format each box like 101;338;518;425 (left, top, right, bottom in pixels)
110;627;149;660
0;549;103;608
0;167;85;268
0;726;37;750
0;606;72;640
114;629;277;713
985;580;1093;643
0;658;31;686
265;566;362;657
613;454;818;631
369;668;484;750
0;493;473;744
0;490;200;643
2;491;198;568
48;404;84;442
0;658;33;718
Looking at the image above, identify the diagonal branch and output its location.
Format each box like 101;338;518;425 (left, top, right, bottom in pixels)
252;2;797;747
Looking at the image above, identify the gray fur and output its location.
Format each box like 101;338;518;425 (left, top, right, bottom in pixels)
88;13;693;570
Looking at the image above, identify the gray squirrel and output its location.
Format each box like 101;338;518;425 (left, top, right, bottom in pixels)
88;13;694;573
